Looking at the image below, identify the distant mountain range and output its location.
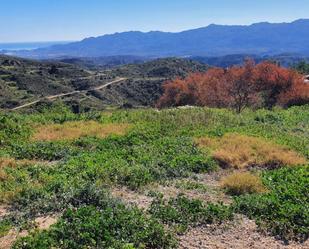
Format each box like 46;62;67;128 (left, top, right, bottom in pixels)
6;19;309;59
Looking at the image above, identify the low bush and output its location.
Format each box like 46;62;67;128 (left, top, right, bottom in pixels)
13;195;177;249
220;171;267;195
149;194;233;233
9;142;79;161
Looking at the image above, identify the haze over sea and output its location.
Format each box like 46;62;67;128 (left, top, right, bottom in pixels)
0;41;72;51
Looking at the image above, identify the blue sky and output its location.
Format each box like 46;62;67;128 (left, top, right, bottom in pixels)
1;0;309;42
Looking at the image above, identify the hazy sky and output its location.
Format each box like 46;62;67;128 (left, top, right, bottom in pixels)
1;0;309;42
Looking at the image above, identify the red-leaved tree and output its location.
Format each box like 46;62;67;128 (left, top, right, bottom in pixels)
157;60;309;111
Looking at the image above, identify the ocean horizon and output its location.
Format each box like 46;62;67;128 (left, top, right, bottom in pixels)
0;41;73;51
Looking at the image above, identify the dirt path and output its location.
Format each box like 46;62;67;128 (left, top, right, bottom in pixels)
11;77;126;111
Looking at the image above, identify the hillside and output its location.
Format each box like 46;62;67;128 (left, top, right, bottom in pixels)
0;56;90;108
58;55;149;70
0;55;119;110
0;56;207;110
10;19;309;58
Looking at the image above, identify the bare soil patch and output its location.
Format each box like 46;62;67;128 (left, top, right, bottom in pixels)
0;214;59;249
111;187;153;209
178;215;308;249
0;206;10;218
0;229;28;249
34;215;58;230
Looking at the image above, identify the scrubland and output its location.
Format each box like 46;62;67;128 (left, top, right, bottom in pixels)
0;104;308;248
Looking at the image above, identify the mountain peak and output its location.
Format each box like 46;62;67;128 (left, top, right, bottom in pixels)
292;18;309;24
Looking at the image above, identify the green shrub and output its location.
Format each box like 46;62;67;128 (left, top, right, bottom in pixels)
66;134;216;189
9;142;79;161
234;165;309;242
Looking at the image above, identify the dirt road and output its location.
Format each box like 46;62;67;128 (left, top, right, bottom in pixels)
11;77;126;111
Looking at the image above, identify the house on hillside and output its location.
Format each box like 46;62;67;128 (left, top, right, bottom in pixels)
305;75;309;83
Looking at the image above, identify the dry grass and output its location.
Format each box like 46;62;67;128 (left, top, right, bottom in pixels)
220;172;267;195
0;158;17;169
32;121;130;141
0;157;16;181
0;158;37;181
0;157;39;169
196;134;307;169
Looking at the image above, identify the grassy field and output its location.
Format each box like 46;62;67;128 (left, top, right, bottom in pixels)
0;105;308;248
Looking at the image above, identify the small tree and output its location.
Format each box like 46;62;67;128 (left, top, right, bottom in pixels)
157;77;198;108
255;62;299;108
196;68;230;108
226;59;259;113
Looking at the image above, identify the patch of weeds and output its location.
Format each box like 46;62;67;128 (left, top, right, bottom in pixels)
65;135;216;190
146;190;164;199
0;219;12;237
175;180;208;192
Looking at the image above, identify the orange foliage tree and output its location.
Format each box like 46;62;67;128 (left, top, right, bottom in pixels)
255;62;309;107
157;60;309;111
225;59;259;113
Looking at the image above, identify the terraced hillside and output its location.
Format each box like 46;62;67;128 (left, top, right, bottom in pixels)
0;105;308;248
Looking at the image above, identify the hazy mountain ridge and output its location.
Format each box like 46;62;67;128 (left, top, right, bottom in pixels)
10;19;309;58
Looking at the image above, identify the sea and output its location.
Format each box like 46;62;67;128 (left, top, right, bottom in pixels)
0;41;72;51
